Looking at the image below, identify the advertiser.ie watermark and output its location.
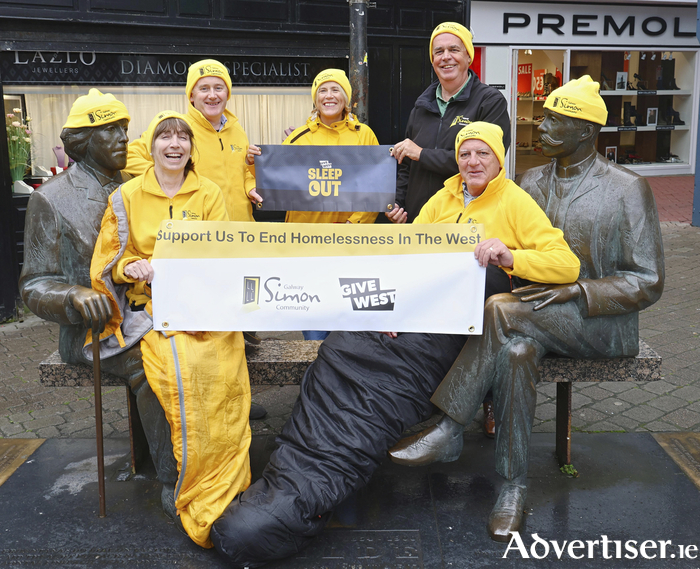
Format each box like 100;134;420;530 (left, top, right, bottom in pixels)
504;532;699;561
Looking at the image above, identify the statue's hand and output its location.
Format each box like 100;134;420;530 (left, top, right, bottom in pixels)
512;283;582;311
67;286;113;333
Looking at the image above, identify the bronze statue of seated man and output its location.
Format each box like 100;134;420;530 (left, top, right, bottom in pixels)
389;75;665;541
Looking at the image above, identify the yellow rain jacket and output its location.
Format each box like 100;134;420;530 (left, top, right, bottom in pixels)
283;115;379;225
88;167;251;548
415;169;580;284
125;107;256;222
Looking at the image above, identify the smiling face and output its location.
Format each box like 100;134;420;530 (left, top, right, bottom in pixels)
315;81;347;126
458;138;501;197
83;119;129;176
431;33;471;93
151;127;192;176
189;76;228;128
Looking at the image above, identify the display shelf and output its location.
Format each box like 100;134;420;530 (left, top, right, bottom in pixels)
571;49;696;175
601;125;690;133
600;89;692;97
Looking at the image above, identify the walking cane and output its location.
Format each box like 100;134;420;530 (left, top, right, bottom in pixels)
92;320;107;517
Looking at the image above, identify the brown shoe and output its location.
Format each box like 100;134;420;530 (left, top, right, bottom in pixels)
483;400;495;439
487;483;527;542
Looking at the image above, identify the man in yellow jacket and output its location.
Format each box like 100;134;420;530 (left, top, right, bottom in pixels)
125;59;257;223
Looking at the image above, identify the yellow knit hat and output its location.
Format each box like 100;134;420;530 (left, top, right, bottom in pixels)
311;69;352;104
186;59;232;102
141;110;189;155
544;75;608;126
62;89;130;129
455;122;505;167
430;22;474;62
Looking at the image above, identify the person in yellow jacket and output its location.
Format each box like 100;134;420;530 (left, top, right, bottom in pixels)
283;69;379;225
89;111;251;549
125;59;257;223
248;69;379;340
413;126;580;282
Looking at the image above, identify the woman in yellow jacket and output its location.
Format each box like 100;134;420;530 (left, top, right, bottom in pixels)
250;69;379;339
89;111;251;549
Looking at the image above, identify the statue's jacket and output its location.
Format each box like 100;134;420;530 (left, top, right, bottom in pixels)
19;162;122;363
415;168;581;284
518;154;665;356
87;167;251;548
125;105;256;222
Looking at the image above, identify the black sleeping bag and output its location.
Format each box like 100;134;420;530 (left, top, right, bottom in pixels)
211;330;467;567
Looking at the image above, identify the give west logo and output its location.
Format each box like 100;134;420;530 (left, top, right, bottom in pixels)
340;278;395;311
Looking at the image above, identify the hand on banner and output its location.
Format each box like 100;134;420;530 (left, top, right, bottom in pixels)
124;259;155;283
68;286;113;333
512;283;582;311
246;145;262;166
249;188;263;206
391;138;422;164
474;238;514;269
385;204;408;224
380;332;398;339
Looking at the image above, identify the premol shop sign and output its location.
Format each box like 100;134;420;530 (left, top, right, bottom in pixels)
472;1;699;47
0;51;344;85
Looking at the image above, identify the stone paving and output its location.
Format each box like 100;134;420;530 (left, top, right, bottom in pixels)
1;221;699;440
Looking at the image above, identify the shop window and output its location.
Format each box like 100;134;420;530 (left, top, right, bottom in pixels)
571;49;695;170
3;85;311;181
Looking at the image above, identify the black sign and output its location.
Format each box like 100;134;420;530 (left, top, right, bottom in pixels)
656;125;676;130
637;90;658;96
255;145;396;213
0;51;345;86
618;126;637;131
489;84;507;90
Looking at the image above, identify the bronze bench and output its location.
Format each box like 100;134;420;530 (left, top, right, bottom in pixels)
39;338;661;469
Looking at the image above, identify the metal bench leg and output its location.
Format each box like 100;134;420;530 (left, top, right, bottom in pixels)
126;386;149;474
555;382;572;466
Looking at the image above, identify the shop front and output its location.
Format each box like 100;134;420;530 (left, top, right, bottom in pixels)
0;0;467;319
472;0;700;177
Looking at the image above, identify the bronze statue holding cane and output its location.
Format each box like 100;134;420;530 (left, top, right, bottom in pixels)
19;89;179;520
389;75;665;542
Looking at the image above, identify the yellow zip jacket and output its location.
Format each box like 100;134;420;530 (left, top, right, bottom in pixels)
284;115;379;224
113;167;228;309
125;107;256;222
415;169;580;284
89;167;251;548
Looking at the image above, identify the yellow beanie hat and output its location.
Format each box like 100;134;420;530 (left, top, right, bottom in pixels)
430;22;474;62
141;110;189;155
311;69;352;104
544;75;608;125
62;89;130;129
455;122;505;167
186;59;232;102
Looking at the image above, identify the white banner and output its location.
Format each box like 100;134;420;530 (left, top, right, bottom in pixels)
150;221;486;334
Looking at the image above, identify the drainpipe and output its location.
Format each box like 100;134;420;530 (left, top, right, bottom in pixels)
349;0;369;124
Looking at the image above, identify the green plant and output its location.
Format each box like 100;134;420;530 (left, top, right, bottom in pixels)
5;108;32;182
560;464;579;477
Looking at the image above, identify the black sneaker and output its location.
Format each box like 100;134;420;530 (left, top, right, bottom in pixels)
250;403;267;420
